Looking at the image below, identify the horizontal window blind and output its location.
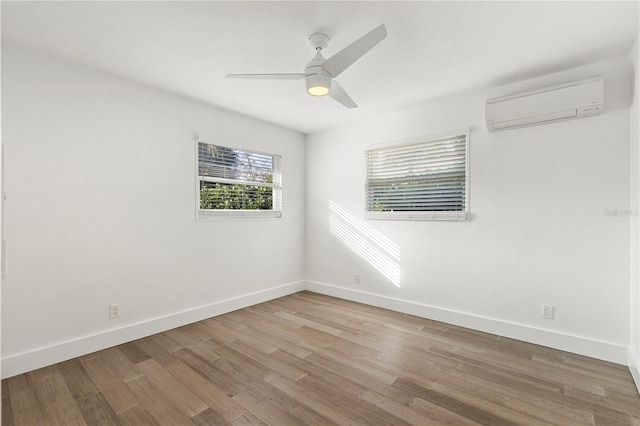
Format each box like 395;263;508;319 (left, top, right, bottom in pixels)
366;133;467;217
198;143;275;184
197;141;282;215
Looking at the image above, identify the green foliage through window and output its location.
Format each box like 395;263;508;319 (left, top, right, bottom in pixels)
199;180;273;210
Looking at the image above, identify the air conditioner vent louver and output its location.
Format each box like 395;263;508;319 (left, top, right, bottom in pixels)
486;76;603;132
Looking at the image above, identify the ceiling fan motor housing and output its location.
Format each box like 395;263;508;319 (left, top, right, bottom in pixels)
305;46;332;96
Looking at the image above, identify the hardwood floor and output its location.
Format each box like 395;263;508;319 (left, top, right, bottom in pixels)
2;291;639;425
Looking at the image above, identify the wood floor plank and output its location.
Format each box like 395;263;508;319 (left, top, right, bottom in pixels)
242;304;301;327
221;309;275;329
232;389;303;426
446;345;610;396
460;361;635;424
131;336;178;368
56;359;98;401
272;348;414;406
235;312;330;354
230;412;268;426
364;349;549;424
532;353;640;396
393;376;517;426
135;358;209;418
565;386;640;419
410;358;593;425
263;373;361;425
149;332;185;353
163;327;222;362
2;394;15;426
97;347;142;383
190;407;231;426
2;378;9;399
75;392;120;426
274;310;344;337
307;347;398;385
197;321;241;345
281;304;364;336
225;339;308;382
6;374;50;426
117;341;152;365
289;404;339;426
208;315;249;331
31;368;87;426
432;346;568;393
116;405;160;426
163;358;247;422
3;291;639;425
296;373;412;425
410;396;484;426
360;390;437;425
172;348;246;397
211;345;275;387
428;377;564;425
226;326;283;355
79;356;138;414
125;376;193;426
245;326;313;359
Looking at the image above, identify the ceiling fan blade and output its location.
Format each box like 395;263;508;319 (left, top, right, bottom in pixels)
322;24;387;78
329;81;357;108
225;73;306;80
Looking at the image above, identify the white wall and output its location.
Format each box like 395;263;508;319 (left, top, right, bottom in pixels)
1;45;306;377
630;32;640;392
305;56;633;364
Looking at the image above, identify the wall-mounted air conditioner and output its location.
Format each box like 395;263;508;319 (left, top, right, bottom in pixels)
486;76;603;132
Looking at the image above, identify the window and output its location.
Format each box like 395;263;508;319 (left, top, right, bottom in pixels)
365;130;469;221
196;137;282;220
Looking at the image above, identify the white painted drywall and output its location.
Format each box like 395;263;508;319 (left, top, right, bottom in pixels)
630;32;640;391
1;45;305;370
305;56;633;361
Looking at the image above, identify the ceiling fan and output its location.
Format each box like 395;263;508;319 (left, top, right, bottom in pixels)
226;24;387;108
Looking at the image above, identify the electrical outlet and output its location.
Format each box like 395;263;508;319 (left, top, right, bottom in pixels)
109;303;120;319
354;273;360;284
542;304;554;319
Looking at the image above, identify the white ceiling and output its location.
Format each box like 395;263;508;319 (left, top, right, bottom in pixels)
2;1;639;134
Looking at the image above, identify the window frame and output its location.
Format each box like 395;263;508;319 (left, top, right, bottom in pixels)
195;134;282;221
364;129;470;221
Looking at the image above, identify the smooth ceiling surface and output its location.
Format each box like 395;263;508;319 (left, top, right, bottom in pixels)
2;1;639;134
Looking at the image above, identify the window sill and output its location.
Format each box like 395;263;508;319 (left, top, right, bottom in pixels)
365;211;468;221
197;209;282;222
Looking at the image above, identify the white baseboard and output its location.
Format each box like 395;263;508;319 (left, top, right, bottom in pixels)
1;281;305;379
305;281;629;365
630;348;640;395
1;279;632;379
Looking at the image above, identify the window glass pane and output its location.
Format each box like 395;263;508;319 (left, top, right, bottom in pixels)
197;140;281;216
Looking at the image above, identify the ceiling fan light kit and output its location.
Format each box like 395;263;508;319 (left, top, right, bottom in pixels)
306;73;331;96
226;24;387;108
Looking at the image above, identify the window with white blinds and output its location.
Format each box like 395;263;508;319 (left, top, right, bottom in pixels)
365;131;469;221
196;138;282;220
